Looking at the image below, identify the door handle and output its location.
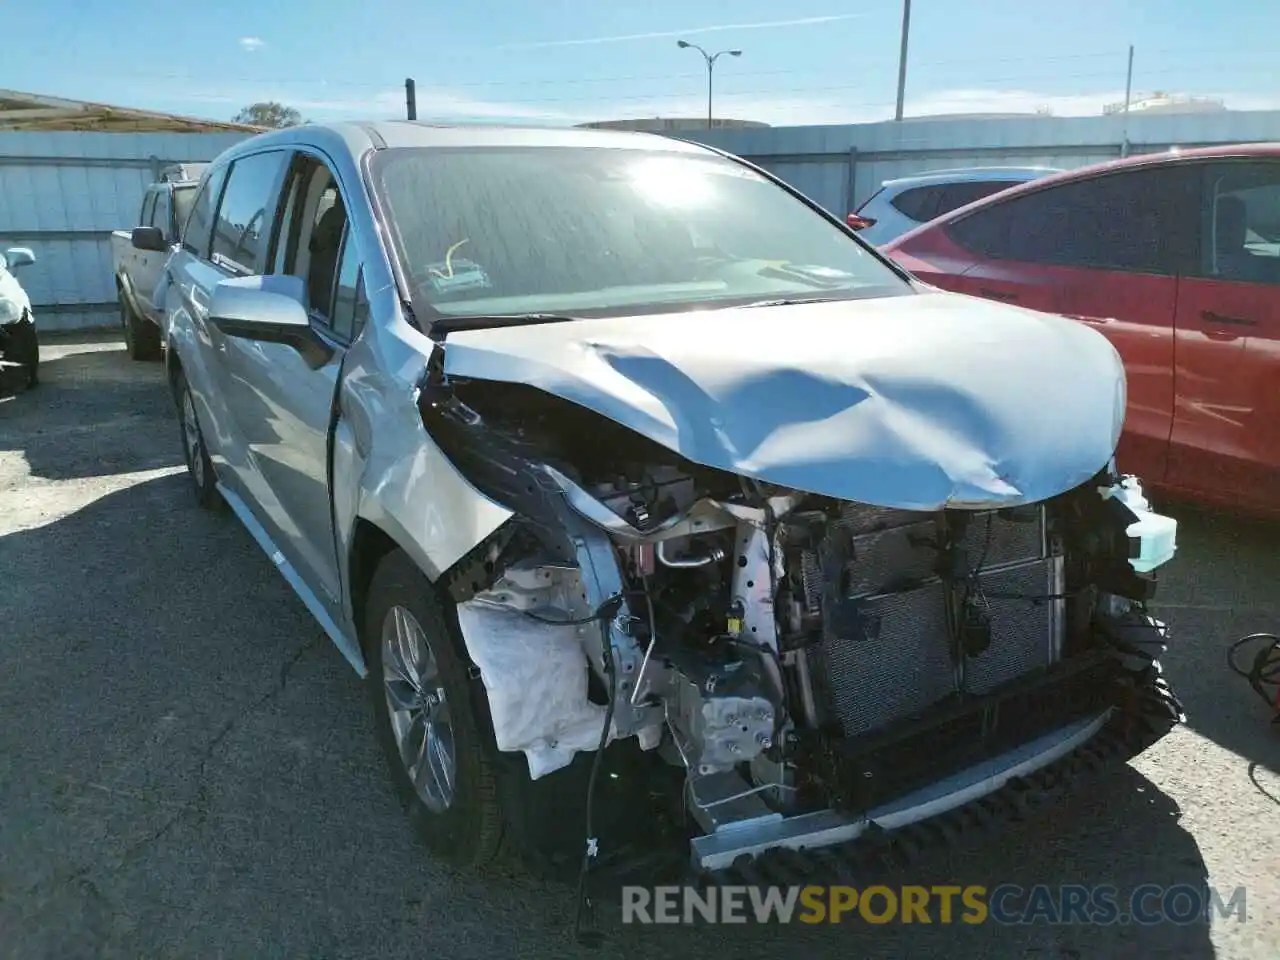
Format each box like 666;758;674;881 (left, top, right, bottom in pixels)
979;287;1019;302
1201;310;1256;327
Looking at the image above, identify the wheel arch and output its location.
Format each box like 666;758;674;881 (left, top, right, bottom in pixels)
347;516;402;658
164;333;184;392
116;271;145;317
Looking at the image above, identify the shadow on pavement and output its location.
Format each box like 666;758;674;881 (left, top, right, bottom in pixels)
0;339;181;481
0;474;1215;959
1150;502;1280;778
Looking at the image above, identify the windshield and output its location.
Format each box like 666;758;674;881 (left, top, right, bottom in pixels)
368;145;912;320
173;184;197;237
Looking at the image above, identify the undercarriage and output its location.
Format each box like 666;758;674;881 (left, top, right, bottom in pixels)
421;374;1184;874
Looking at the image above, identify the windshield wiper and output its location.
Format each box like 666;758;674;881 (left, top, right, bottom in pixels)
434;312;587;330
740;296;848;308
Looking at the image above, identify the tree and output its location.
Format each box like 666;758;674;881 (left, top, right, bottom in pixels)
231;101;303;128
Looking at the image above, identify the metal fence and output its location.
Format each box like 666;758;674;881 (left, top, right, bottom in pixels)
679;109;1280;218
0;131;248;332
4;109;1280;332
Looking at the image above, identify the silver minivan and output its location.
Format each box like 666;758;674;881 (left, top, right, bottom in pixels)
153;121;1181;892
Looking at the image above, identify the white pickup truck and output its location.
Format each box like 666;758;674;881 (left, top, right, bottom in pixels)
110;163;205;360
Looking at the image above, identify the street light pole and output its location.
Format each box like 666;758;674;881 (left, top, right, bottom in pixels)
894;0;911;121
677;40;742;128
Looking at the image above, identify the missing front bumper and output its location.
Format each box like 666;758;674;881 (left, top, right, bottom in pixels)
691;663;1183;880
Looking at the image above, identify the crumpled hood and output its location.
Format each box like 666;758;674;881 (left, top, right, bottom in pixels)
439;290;1127;510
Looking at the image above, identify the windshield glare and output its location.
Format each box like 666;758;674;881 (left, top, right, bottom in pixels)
369;145;911;319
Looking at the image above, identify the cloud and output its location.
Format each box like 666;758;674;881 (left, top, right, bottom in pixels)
495;14;863;50
239;37;265;53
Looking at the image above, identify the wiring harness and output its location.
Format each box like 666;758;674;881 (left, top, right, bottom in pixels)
1227;632;1280;724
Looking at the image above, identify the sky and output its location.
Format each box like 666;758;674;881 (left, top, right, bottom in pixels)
3;1;1279;127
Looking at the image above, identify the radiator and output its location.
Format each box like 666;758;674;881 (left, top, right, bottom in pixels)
963;557;1063;695
812;507;1062;740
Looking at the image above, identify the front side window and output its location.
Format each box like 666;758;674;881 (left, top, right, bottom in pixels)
139;190;156;227
273;154;353;325
328;232;365;341
946;166;1197;275
369;145;910;322
1198;161;1280;285
182;164;228;259
210;150;289;274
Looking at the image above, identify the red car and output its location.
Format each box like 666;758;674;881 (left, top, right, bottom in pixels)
883;143;1280;517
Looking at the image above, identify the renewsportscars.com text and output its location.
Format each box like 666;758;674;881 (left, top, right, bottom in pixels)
621;884;1247;926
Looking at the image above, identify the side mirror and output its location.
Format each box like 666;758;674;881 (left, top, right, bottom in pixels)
131;226;167;252
846;213;876;231
208;275;333;367
3;246;35;269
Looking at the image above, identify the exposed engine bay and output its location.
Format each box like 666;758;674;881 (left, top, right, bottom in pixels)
421;369;1181;871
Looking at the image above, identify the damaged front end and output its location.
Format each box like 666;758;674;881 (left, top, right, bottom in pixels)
417;348;1183;876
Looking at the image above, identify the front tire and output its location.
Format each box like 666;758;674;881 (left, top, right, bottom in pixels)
173;369;221;510
2;315;39;388
364;550;507;869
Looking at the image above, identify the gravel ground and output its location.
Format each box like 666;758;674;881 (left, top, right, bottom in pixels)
1;333;1278;960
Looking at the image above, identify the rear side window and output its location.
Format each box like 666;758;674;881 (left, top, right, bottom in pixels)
210;151;290;274
945;166;1197;275
890;185;943;222
934;180;1018;217
1197;160;1280;285
182;165;228;259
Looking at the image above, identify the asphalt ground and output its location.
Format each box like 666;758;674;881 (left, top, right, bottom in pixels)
1;332;1278;959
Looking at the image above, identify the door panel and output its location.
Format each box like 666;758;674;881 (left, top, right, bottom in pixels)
223;336;344;604
220;151;355;608
1168;160;1280;510
175;253;249;488
1059;271;1180;481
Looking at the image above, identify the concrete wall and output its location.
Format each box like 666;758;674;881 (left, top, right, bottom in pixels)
0;131;249;331
677;109;1280;217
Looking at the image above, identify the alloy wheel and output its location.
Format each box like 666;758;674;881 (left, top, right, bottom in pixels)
381;605;457;813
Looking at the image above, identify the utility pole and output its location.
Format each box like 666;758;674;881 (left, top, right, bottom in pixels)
677;40;742;128
894;0;912;121
1120;45;1134;157
405;78;417;121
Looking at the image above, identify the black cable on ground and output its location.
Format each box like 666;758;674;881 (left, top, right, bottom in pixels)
510;592;623;944
570;597;623;948
1227;632;1280;722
